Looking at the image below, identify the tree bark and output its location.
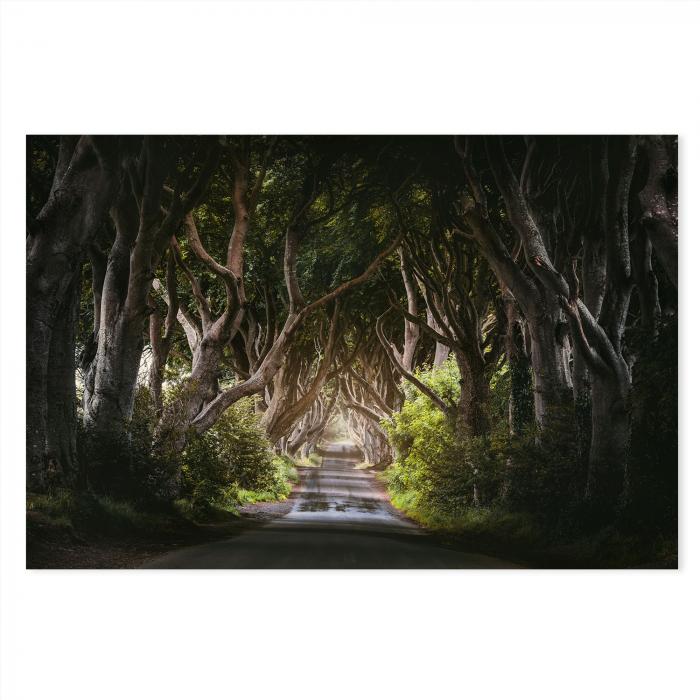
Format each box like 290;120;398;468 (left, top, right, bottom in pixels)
503;295;533;435
454;348;490;438
148;248;179;415
587;366;630;506
399;248;420;371
26;136;120;488
527;303;573;425
45;268;81;485
638;136;677;289
83;140;220;480
83;174;153;436
457;202;573;431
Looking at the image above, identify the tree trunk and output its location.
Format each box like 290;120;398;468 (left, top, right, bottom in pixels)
82;198;145;437
527;304;573;430
155;336;225;449
572;350;592;478
572;232;607;477
149;250;179;415
454;349;490;438
399;248;420;371
459;210;572;434
631;228;661;338
426;307;450;368
84;315;146;433
26;136;120;488
504;297;532;435
83;139;174;442
45;268;80;485
638;136;677;289
587;366;631;510
149;305;168;416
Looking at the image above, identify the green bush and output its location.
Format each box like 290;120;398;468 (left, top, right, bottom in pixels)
27;487;170;535
626;315;678;535
383;359;497;516
383;357;580;536
78;386;179;503
180;397;297;516
77;383;297;517
492;407;582;533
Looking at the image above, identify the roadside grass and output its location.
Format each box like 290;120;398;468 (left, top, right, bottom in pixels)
382;478;677;568
174;455;299;520
28;456;301;535
387;486;542;543
27;489;175;537
235;455;299;504
294;452;323;468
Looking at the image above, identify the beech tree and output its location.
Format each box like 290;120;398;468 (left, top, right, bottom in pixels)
151;138;404;466
455;137;574;431
26;134;677;531
27;136;121;486
457;135;677;509
82;138;220;444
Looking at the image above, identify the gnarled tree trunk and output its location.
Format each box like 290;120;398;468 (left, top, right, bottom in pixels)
45;268;81;485
26;136;120;488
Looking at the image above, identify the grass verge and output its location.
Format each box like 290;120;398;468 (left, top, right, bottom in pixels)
382;478;677;568
293;452;323;468
27;458;300;568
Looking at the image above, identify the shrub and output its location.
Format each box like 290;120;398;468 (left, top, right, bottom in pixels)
625;314;678;535
492;406;582;533
78;386;178;503
180;397;296;516
383;357;581;536
383;358;498;517
27;487;170;535
77;382;297;517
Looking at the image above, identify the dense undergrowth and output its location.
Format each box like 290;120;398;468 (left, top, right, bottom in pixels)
28;392;299;542
176;397;298;519
382;349;677;567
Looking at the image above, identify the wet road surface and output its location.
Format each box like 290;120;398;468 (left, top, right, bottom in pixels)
145;442;519;569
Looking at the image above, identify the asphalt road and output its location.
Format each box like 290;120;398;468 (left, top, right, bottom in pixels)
144;442;519;569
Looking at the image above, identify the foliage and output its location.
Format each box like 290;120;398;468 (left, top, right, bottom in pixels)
625;314;678;536
179;397;297;517
26;488;172;536
77;384;298;518
383;358;497;516
383;358;582;537
493;408;583;534
380;353;677;568
27;135;677;568
78;386;179;502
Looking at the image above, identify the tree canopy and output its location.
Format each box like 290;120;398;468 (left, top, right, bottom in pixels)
26;134;677;538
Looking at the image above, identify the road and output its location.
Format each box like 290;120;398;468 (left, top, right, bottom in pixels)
144;442;519;569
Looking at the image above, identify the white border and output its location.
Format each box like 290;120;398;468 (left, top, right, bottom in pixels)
1;2;697;699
